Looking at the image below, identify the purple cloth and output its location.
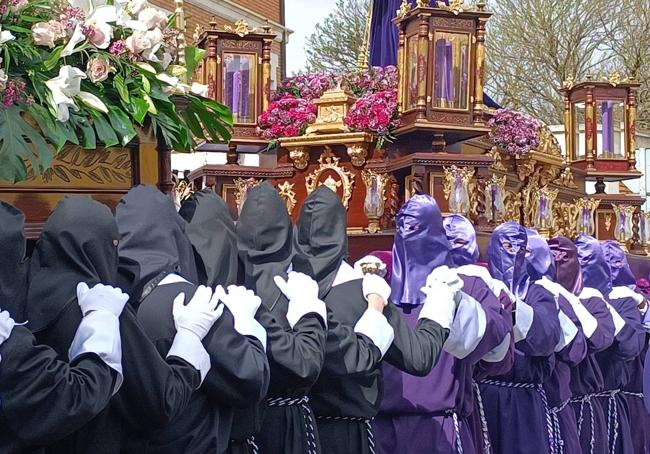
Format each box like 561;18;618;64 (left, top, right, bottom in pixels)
576;234;612;295
602;240;637;288
376;274;509;454
487;222;529;299
602;101;614;156
623;343;650;454
524;228;555;281
391;194;452;307
443;214;479;267
548;236;583;295
225;56;250;120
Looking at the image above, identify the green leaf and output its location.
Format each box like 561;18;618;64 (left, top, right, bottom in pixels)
107;107;136;146
141;74;151;93
0;106;53;182
19;15;43;23
28;104;67;151
4;25;32;34
184;47;206;78
130;97;149;125
92;113;119;147
42;46;63;71
113;74;130;103
77;119;97;149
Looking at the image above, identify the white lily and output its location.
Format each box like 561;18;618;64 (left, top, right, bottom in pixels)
0;26;15;44
45;66;86;122
78;91;108;113
62;4;118;56
191;83;209;97
156;73;179;87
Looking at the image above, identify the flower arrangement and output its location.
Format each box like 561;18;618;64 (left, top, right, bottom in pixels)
0;0;232;182
257;66;399;149
257;94;317;140
487;108;543;156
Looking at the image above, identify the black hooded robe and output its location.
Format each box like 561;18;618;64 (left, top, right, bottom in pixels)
237;183;327;454
0;202;118;454
25;196;201;454
117;185;269;454
293;187;449;454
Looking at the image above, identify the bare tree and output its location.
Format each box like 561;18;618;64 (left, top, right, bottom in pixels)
305;0;370;73
600;0;650;130
485;0;612;124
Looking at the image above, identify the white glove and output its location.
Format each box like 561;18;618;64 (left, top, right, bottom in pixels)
274;272;327;329
426;266;464;295
354;255;387;277
172;286;224;341
362;274;391;305
419;273;460;330
76;282;129;317
0;310;15;347
214;285;267;349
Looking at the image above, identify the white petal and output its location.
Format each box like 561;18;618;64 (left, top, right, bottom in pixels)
61;25;85;57
191;83;208;97
78;91;108;113
0;30;15;44
156;73;178;87
90;5;117;23
136;62;156;74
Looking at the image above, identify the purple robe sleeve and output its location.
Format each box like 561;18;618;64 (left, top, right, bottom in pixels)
644;347;650;415
607;287;646;360
556;295;588;366
579;292;616;353
516;283;562;357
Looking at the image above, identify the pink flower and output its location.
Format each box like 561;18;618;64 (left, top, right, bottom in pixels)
109;40;126;55
32;20;67;48
86;57;115;83
138;7;168;30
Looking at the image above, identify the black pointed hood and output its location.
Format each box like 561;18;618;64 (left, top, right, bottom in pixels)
26;196;119;332
236;182;294;307
293;185;348;298
116;185;198;301
0;202;28;321
179;189;238;288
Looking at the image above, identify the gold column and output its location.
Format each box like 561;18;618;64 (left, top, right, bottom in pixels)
416;13;429;120
627;86;637;171
397;25;405;114
205;20;219;101
261;24;273;112
563;94;573;161
585;85;596;170
174;0;186;81
473;18;487;123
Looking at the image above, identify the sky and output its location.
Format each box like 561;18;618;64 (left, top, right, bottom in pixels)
285;0;339;74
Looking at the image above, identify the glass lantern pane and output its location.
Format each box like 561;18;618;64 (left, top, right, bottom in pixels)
596;100;625;159
404;35;418;111
572;102;586;159
223;53;257;124
432;32;470;110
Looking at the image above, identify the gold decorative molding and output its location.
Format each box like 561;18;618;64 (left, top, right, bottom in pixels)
289;147;309;170
277;181;297;215
416;0;430;7
305;147;355;209
536;125;563;157
305;85;357;136
234;177;262;212
489;147;507;171
605;213;613;232
347;144;368;167
361;170;391;233
562;75;575;90
555;166;577;188
438;0;464;15
396;0;412;19
224;19;254;37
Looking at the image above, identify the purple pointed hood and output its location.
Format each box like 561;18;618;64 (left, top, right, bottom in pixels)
548;236;582;294
575;234;612;295
601;240;636;288
391;194;452;307
524;228;555;281
443;214;479;266
488;222;529;298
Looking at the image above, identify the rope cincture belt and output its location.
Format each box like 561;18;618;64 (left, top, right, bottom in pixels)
480;379;555;454
550;399;571;454
316;415;376;454
266;396;318;454
570;393;596;454
593;389;621;454
472;380;492;454
245;436;259;454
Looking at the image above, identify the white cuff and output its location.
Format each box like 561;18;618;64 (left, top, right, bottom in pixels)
419;293;456;330
69;310;123;394
513;298;534;343
579;287;604;300
555;310;579;352
167;330;211;385
287;298;328;329
610;286;644;305
604;302;626;336
443;293;487;359
354;308;395;358
233;316;267;351
482;333;511;362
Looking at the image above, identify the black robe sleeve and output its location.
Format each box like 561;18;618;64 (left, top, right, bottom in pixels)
383;303;449;376
257;301;326;394
0;325;116;446
321;309;383;377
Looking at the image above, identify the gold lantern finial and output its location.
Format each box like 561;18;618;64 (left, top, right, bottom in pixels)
174;0;187;82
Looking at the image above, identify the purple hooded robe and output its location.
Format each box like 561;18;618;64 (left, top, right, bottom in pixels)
549;236;616;454
600;240;648;454
374;201;510;454
478;222;562;454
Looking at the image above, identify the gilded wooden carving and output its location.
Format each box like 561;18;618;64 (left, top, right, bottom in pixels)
277;181;297;215
305;147;355;209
